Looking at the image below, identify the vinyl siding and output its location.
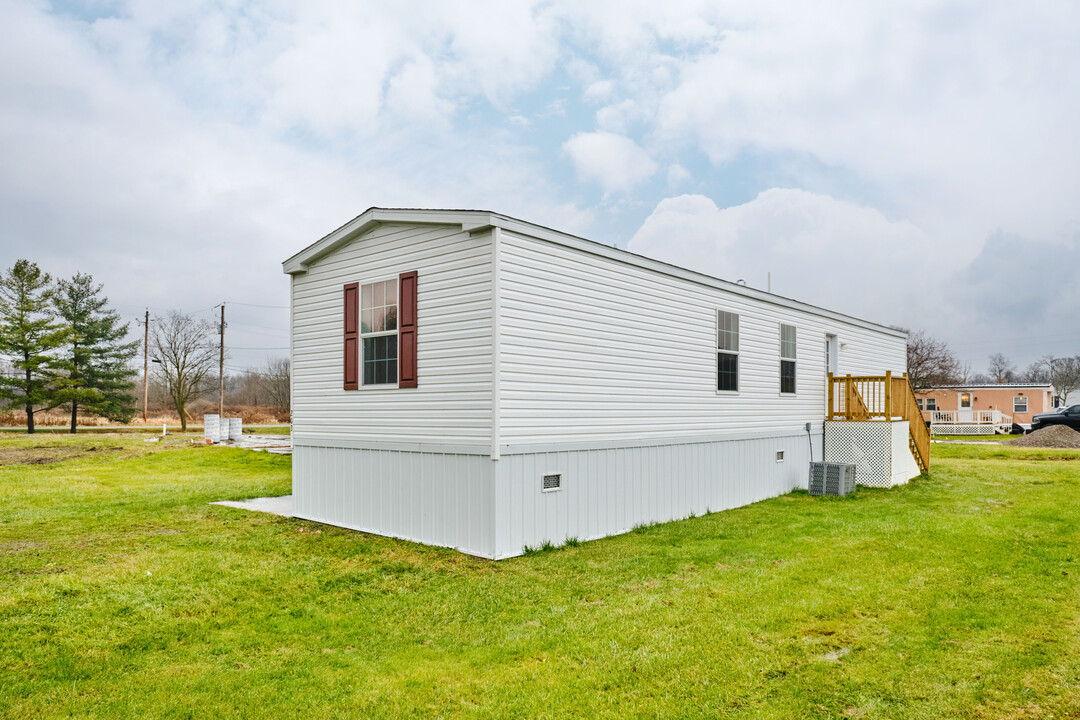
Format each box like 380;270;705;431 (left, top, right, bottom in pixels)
498;230;906;445
291;222;492;445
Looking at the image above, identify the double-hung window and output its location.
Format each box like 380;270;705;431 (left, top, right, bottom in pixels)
925;398;937;411
779;324;796;394
361;278;398;386
717;311;739;392
1013;396;1028;414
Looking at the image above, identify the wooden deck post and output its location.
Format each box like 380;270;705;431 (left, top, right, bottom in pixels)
884;370;892;419
845;374;853;421
827;372;834;420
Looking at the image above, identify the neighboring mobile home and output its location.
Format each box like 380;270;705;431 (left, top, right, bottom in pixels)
916;383;1054;433
283;208;922;559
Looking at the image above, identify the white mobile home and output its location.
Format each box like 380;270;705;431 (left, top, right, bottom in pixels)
283;208;924;559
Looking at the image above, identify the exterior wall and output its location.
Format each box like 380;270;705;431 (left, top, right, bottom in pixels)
291;223;493;446
823;421;920;488
491;431;820;559
916;386;1053;425
293;444;497;558
497;230;907;448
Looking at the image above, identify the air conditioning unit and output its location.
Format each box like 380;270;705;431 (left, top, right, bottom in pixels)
808;462;856;496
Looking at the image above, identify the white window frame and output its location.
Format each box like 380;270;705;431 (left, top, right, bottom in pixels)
916;398;924;410
716;310;739;395
1013;396;1028;414
925;398;937;411
359;276;400;388
779;323;797;395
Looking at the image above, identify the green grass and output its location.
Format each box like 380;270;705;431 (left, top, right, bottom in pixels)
2;437;1079;718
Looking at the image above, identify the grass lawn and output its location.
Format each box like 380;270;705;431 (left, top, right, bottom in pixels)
932;435;1013;443
1;437;1079;718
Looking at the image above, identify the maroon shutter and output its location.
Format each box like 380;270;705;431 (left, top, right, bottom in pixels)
343;282;359;390
398;270;418;388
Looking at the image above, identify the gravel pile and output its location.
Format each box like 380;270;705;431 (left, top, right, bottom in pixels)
1006;424;1080;449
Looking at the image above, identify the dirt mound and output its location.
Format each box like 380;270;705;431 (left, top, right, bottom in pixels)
1007;424;1080;449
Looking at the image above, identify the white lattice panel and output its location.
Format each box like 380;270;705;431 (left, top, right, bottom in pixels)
824;421;920;488
931;424;998;436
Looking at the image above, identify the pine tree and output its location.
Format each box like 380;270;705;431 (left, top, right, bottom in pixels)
54;273;139;432
0;260;68;433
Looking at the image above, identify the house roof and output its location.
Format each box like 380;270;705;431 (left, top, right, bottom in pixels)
922;384;1053;390
282;207;908;339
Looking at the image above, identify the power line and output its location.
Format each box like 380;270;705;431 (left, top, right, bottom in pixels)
227;301;289;309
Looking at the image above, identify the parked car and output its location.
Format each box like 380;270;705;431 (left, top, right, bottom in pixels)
1030;405;1080;432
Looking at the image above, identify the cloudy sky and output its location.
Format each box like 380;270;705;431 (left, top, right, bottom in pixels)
2;0;1078;373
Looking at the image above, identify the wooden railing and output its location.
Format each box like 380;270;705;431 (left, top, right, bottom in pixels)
930;410;1012;426
828;372;930;473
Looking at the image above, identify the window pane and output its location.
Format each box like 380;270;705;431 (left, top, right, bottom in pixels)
385;305;397;331
718;352;738;392
362;335;398;385
385;279;397;305
373;281;384;308
780;324;796;359
781;360;796;394
717;311;739;352
362;283;373;312
361;308;372;334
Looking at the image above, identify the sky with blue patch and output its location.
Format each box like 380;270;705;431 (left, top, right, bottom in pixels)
2;1;1079;373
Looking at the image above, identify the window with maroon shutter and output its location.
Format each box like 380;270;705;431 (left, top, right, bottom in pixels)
398;270;418;388
343;282;359;390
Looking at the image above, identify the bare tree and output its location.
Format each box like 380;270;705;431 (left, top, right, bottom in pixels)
1039;355;1080;405
956;361;973;385
1018;361;1042;384
987;353;1016;384
151;311;216;432
260;357;290;415
896;328;962;390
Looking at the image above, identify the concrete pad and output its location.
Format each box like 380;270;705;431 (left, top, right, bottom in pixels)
211;495;293;517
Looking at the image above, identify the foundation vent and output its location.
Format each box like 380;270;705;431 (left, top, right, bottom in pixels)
542;473;562;492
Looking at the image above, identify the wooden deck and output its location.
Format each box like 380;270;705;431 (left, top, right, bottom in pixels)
828;372;930;473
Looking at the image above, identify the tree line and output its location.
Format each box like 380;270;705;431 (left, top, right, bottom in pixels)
904;328;1080;404
0;259;289;433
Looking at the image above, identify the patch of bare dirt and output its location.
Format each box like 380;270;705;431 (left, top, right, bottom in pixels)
1007;425;1080;449
0;444;126;466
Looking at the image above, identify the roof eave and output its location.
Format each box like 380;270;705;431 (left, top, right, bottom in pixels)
282;208;497;275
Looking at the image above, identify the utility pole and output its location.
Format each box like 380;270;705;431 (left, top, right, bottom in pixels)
219;303;225;417
142;309;149;422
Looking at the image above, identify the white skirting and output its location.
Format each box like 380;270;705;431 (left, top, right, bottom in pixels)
293;430;821;559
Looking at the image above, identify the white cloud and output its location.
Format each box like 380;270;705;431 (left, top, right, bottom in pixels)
3;0;1080;372
563;132;657;193
628;190;932;326
666;164;691;188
